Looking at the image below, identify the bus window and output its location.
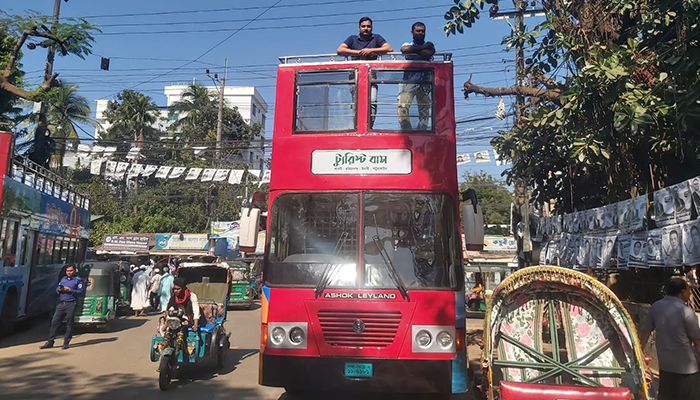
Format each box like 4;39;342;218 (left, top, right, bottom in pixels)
267;192;359;286
0;219;6;260
294;70;356;133
362;192;458;289
61;240;70;263
2;220;19;267
18;229;29;267
370;69;434;132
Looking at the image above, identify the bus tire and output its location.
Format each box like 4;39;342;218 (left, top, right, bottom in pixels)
0;290;18;337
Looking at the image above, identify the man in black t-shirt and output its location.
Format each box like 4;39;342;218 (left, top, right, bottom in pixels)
337;17;393;60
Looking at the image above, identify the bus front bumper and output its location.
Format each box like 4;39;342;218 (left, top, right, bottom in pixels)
260;354;454;393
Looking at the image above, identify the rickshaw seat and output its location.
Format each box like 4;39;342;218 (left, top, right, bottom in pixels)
500;382;632;400
199;323;217;334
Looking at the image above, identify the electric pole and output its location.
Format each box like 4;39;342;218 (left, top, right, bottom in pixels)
32;0;63;167
216;59;228;165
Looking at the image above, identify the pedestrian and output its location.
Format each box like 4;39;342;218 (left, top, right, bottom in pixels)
639;277;700;400
398;21;435;131
131;265;150;316
159;268;175;312
337;17;392;60
40;265;84;350
149;267;163;311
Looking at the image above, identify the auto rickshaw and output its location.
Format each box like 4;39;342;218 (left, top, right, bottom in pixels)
74;262;120;331
226;261;255;308
480;266;650;400
150;262;231;391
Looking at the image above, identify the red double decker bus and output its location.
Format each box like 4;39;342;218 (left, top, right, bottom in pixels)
258;53;468;394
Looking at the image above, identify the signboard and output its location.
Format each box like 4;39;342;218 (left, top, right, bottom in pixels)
155;233;209;250
210;221;240;238
102;234;151;252
311;149;412;175
483;236;517;253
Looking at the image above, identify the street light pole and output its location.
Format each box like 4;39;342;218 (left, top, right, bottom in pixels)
215;58;227;166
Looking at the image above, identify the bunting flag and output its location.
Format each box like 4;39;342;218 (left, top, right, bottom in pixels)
104;146;117;158
62;151;78;167
456;154;471;165
77;144;91;156
126;146;141;160
105;161;117;177
115;162;129;178
213;169;230;181
193;147;207;155
142;165;159;177
185;168;202;180
229;169;244;184
127;164;143;178
91;145;105;158
247;169;261;180
154;166;172;179
169;167;186;179
494;152;504;166
90;159;103;175
201;168;216;182
474;150;491;163
260;170;271;184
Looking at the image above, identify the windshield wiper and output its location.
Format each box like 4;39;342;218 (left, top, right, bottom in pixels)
373;235;410;302
314;232;349;298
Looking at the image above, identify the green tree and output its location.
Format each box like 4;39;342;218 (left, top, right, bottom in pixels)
0;22;24;131
101;89;162;149
21;83;99;170
169;84;217;142
460;171;513;235
444;0;700;212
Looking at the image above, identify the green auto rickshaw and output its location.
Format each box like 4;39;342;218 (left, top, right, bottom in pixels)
225;261;254;309
75;262;120;331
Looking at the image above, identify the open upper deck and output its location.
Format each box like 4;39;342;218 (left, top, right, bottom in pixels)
269;53;457;194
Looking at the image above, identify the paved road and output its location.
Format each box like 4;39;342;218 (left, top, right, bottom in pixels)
0;304;484;400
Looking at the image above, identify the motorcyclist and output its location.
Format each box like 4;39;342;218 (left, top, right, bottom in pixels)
165;277;201;332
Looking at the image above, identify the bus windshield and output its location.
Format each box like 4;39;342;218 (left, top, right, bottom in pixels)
266;192;460;290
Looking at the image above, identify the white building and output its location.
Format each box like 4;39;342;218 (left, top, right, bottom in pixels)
94;83;268;169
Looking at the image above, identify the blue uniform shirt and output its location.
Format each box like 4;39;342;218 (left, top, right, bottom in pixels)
57;275;84;302
343;34;387;60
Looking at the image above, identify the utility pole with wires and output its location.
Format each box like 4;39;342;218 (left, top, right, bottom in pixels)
32;0;64;167
207;58;227;166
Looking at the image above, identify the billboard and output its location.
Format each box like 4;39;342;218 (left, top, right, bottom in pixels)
102;234;151;252
210;221;240;238
155;233;209;250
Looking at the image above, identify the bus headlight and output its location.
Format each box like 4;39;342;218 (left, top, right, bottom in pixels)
289;327;305;344
415;330;432;348
271;327;286;345
436;331;453;349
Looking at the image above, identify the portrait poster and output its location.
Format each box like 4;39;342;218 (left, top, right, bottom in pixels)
572;211;582;234
682;219;700;266
601;204;614;232
662;225;683;267
670;180;692;224
618;199;632;234
115;162;129;178
654;187;675;228
185;168;202;180
600;236;617;269
542;240;558;265
629;233;648;268
585;209;598;233
646;229;663;268
154;166;171;179
629;195;647;232
563;214;572;234
553;215;563;237
617;234;631;269
591;237;603;269
105;161;116;177
690;176;700;216
169;167;186;179
565;235;580;269
531;214;544;243
577;236;593;268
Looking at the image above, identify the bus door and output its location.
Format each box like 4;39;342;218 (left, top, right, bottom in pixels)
15;223;35;318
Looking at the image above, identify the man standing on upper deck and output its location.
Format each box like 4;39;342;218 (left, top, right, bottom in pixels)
398;22;435;131
337;17;393;60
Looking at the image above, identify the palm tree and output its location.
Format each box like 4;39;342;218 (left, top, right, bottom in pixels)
168;84;218;142
22;83;100;170
102;89;161;145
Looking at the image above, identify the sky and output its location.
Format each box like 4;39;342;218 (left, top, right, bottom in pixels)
2;0;539;182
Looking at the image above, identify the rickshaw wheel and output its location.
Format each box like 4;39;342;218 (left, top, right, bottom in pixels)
159;355;173;391
217;336;229;368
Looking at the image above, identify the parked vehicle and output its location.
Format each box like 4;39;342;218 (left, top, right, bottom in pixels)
480;266;651;400
150;262;231;391
226;261;254;308
74;262;119;330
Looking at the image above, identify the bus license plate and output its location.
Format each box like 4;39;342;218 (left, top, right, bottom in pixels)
344;363;372;378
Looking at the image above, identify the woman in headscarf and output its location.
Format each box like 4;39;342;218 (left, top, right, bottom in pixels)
159;267;174;312
130;265;150;316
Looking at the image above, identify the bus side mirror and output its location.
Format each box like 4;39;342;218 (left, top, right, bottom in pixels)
239;207;261;253
462;189;485;251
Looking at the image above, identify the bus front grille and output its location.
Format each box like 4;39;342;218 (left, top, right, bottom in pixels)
317;309;402;347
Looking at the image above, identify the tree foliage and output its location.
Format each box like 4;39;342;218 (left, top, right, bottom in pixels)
459;171;513;235
445;0;700;212
0;22;23;130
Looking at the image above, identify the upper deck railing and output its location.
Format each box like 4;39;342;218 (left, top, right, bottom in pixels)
279;52;453;65
8;154;90;210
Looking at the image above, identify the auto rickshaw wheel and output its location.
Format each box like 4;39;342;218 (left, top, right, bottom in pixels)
158;354;173;391
217;336;229;368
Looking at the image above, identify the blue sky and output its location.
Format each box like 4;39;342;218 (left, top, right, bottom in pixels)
3;0;536;181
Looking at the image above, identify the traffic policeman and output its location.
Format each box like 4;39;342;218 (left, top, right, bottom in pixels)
40;264;84;350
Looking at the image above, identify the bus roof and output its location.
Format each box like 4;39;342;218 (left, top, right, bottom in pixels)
278;52;452;66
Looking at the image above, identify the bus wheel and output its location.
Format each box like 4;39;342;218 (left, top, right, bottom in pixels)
0;292;18;337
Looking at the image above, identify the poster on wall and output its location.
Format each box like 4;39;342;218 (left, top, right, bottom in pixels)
662;225;683;267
